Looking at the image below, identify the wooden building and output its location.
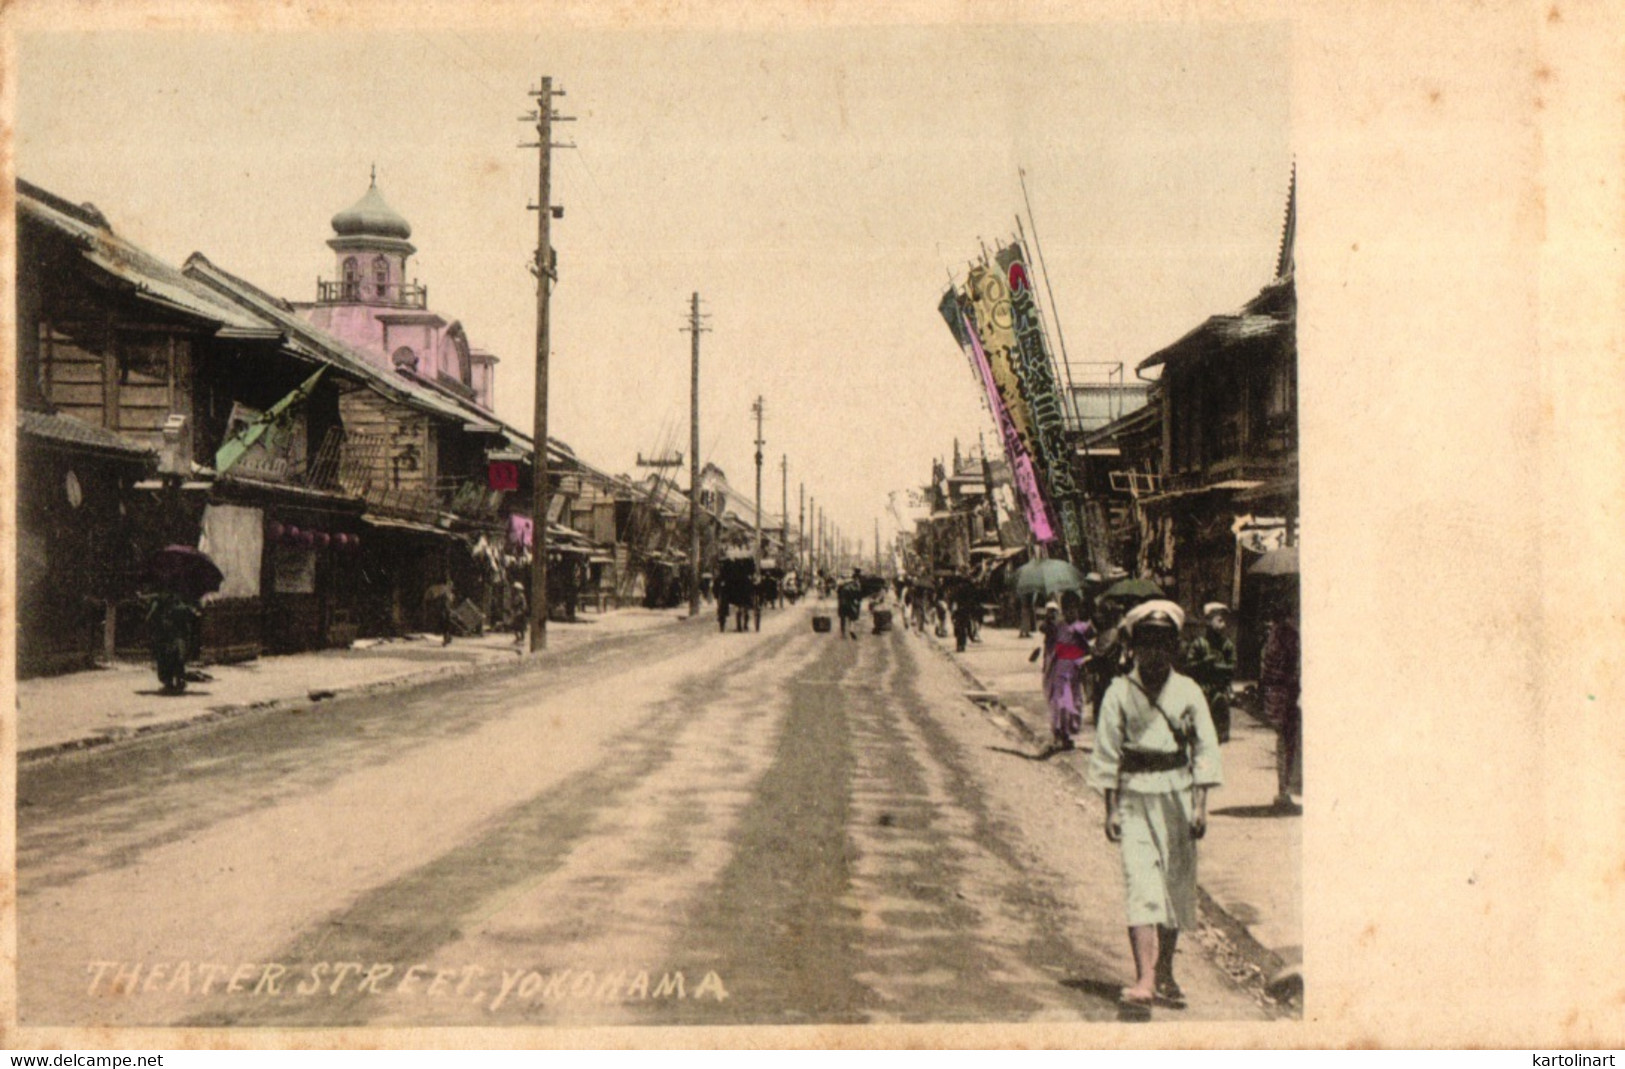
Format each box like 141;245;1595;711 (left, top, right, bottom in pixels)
184;253;559;638
18;175;624;674
15;179;367;672
1132;271;1297;611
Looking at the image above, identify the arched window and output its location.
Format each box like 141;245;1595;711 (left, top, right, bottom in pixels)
342;258;359;300
372;256;390;299
392;346;418;372
442;325;473;386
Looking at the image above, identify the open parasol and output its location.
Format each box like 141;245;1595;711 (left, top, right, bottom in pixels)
143;545;224;601
1014;558;1085;599
1100;576;1165;604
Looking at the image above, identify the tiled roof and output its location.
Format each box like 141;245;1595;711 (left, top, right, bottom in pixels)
19;409;154;458
18;179;277;336
183;252;579;470
1138;276;1295;374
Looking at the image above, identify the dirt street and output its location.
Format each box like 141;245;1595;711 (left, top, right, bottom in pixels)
17;606;1270;1029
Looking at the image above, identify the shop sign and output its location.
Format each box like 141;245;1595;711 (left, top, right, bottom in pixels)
488;461;519;491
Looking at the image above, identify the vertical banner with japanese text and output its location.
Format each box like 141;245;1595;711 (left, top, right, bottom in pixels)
997;241;1085;557
963;264;1040;465
939;288;1057;544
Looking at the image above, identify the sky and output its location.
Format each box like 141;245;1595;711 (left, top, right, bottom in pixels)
15;16;1290;551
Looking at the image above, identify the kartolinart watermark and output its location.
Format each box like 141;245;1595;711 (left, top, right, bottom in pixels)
84;961;730;1011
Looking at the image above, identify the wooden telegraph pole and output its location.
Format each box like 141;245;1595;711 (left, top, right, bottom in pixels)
684;293;708;617
752;396;765;559
522;76;573;652
818;508;824;574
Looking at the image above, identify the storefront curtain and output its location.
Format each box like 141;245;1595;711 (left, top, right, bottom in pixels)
199;504;263;600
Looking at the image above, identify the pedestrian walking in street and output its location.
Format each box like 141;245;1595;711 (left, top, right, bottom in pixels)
1031;598;1060;659
144;590;201;694
950;577;979;652
1183;602;1236;743
906;585;922;633
1031;592;1093;751
1085;601;1129;727
1261;597;1302;810
837;569;863;639
425;579;457;647
1086;599;1223;1016
510;581;528;648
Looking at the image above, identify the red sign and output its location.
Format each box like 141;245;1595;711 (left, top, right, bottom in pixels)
488;461;520;491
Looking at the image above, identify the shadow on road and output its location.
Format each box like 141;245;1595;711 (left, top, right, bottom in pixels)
1060;976;1153;1023
985;744;1062;762
985;743;1095;763
1211;803;1300;819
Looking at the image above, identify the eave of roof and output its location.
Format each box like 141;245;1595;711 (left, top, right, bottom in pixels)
19;183;271;334
19;409;155;459
1137;275;1296;374
184;252;577;465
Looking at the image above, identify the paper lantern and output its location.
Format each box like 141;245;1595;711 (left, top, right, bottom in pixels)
284;525;301;543
267;521;285;540
314;531;331;548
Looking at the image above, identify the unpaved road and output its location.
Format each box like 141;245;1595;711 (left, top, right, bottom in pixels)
17;604;1269;1029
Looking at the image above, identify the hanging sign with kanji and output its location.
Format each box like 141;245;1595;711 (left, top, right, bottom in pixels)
488;461;520;491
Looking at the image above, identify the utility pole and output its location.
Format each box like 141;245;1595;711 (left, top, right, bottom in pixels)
521;76;574;653
798;482;805;577
813;501;820;576
875;517;881;575
752;396;765;559
780;455;788;563
684;292;709;618
816;507;823;574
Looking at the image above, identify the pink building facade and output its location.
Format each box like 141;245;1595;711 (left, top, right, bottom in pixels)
295;175;498;411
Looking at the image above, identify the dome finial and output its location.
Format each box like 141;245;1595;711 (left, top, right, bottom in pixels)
331;174;412;240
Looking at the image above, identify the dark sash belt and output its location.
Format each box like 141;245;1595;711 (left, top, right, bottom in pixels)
1119;746;1189;774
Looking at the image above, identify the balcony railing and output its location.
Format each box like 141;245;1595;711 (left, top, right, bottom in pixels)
316;279;428;309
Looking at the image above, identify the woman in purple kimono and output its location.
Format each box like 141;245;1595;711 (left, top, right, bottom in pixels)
1035;592;1093;750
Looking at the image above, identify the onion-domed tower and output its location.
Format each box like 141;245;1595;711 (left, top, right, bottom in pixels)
318;169;424;308
299;170;497;411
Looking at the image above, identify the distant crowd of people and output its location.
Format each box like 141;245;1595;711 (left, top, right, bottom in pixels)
1023;590;1300;806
